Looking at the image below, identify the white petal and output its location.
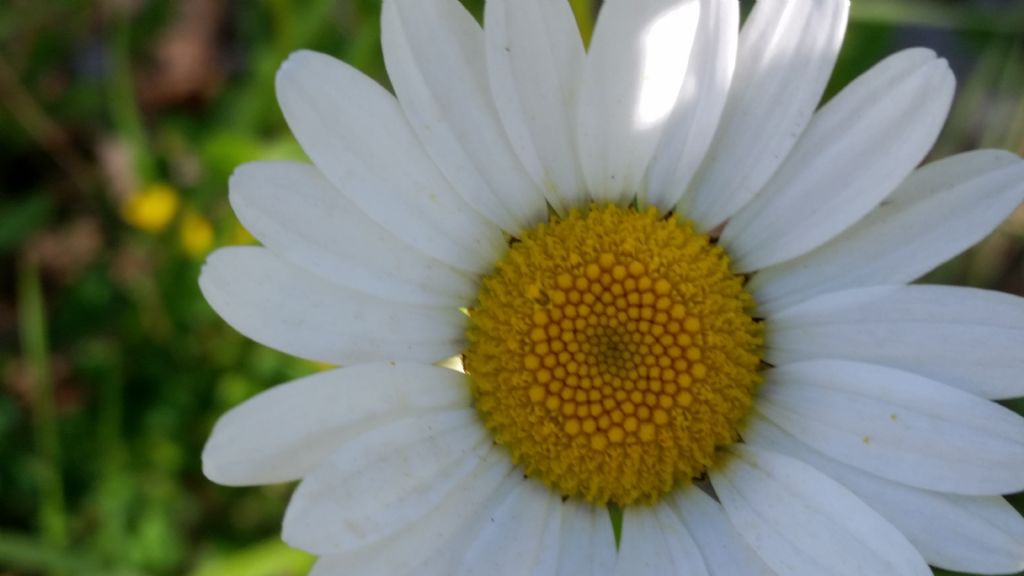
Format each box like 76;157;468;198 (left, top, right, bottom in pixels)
441;498;616;576
309;558;340;576
307;444;517;574
230;161;476;307
746;414;1024;575
454;480;560;576
309;557;346;576
758;360;1024;495
552;502;617;576
576;0;700;204
202;363;470;486
683;0;848;230
199;247;464;365
275;50;504;274
283;408;490;555
711;445;931;576
485;0;586;211
381;0;548;234
645;0;739;211
722;48;955;271
750;150;1024;313
767;285;1024;399
672;487;776;576
615;504;709;576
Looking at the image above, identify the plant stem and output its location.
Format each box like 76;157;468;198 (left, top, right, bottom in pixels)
17;261;67;565
108;11;157;184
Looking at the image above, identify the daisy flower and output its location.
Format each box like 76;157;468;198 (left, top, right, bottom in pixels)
200;0;1024;574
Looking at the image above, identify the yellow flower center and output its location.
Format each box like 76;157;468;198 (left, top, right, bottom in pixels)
464;205;763;506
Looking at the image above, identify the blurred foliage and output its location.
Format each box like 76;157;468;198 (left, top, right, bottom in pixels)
0;0;1021;575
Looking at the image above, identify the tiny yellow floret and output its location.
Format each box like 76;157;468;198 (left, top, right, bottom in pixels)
465;205;763;506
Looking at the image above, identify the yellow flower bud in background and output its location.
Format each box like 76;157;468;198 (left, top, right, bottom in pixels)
179;210;215;258
121;183;180;233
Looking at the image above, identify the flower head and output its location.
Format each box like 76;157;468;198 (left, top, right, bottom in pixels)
201;0;1024;574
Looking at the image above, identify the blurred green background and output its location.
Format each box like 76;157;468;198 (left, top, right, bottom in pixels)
0;1;1022;575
